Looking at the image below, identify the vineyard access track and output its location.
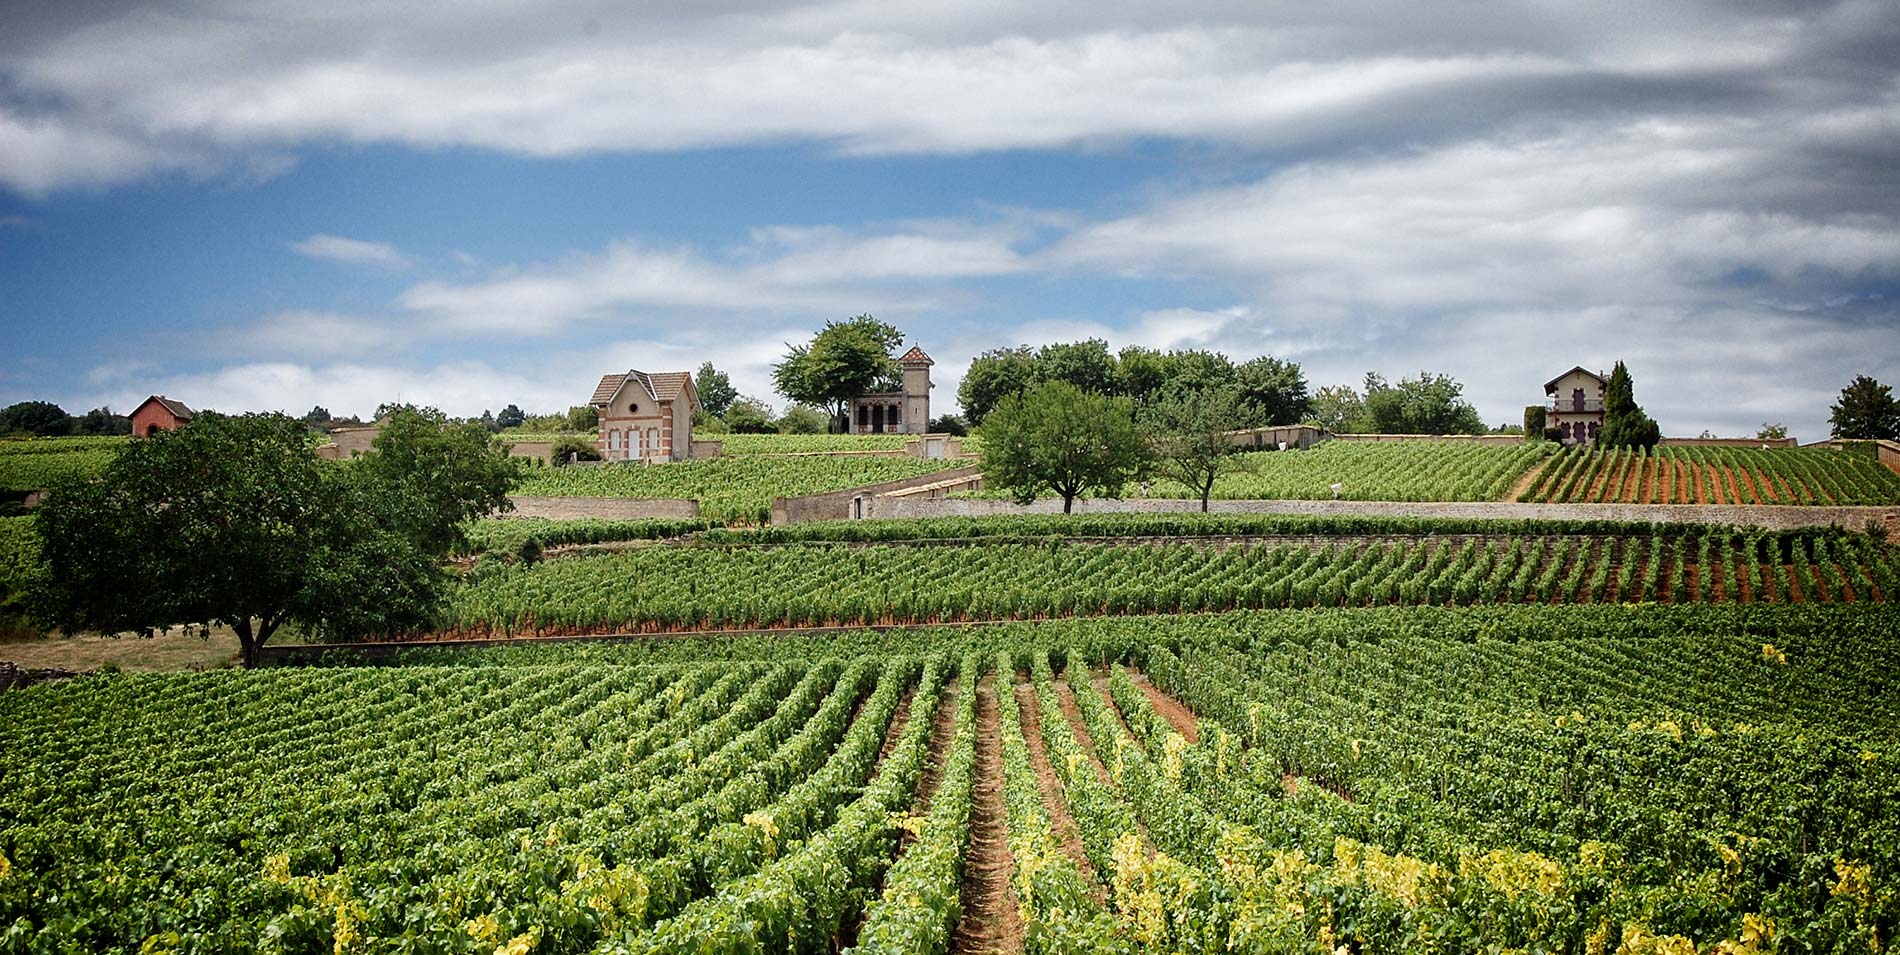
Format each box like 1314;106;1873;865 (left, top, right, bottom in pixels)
950;676;1024;955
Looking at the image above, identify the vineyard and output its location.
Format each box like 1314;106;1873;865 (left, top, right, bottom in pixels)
513;456;964;524
715;434;913;455
0;439;117;492
962;440;1553;504
439;528;1897;636
1519;445;1900;505
1;606;1893;953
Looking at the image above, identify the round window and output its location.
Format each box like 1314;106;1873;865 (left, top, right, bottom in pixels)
628;403;638;413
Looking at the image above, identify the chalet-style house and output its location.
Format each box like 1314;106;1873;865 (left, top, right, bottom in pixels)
129;395;193;437
1545;366;1605;445
591;369;700;462
849;346;933;435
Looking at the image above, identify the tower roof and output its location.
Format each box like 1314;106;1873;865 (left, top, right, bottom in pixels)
898;346;934;365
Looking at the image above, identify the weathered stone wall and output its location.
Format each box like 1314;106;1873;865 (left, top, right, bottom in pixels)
771;465;984;524
689;439;724;459
876;495;1899;531
505;441;555;465
1223;425;1328;450
505;496;701;520
1658;437;1799;448
1332;433;1525;446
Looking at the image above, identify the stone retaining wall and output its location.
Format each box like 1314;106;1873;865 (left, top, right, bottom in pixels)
505;496;701;520
771;465;983;523
877;496;1900;531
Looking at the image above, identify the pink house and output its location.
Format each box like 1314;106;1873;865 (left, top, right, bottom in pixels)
590;370;700;462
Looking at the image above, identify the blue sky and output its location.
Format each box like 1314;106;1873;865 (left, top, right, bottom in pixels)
3;0;1897;441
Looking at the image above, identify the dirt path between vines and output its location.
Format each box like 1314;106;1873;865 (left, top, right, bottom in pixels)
1014;682;1105;901
872;688;917;773
913;680;962;815
1506;460;1547;503
1130;672;1200;743
951;678;1023;955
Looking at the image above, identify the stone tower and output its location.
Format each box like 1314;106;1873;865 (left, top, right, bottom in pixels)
899;346;933;434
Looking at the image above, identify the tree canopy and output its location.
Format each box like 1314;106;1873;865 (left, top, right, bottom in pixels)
978;380;1149;513
1143;387;1246;511
696;362;739;418
1829;374;1900;440
31;410;517;665
772;315;904;432
956;340;1310;427
1597;361;1661;449
0;401;75;437
1359;372;1486;435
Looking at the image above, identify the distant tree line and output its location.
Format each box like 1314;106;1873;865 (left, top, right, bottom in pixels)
0;401;133;437
959;340;1311;429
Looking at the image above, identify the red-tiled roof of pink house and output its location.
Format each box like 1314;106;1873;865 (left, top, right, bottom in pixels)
590;374;627;406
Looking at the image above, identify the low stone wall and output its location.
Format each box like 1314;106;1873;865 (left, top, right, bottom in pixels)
1223;425;1328;450
506;441;555;465
1331;433;1525;445
505;496;701;520
876;496;1900;531
771;465;984;523
1658;437;1799;449
689;440;724;459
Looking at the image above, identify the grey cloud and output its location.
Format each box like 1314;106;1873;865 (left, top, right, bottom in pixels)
2;1;1895;192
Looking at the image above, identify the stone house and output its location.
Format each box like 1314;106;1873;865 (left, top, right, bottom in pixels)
129;395;193;437
1545;366;1605;445
591;370;701;462
849;346;933;435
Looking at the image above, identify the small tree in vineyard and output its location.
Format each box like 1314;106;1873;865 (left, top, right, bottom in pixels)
1598;361;1661;450
980;380;1149;514
32;410;516;665
1144;386;1245;511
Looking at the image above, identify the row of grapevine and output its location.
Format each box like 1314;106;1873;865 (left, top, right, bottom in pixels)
4;605;1896;950
512;455;963;524
962;439;1554;503
1521;444;1900;505
442;532;1899;635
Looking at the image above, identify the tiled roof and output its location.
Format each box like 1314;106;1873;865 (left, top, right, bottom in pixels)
898;346;933;365
591;374;627;406
646;372;691;402
592;370;694;406
137;395;194;419
1543;365;1604;393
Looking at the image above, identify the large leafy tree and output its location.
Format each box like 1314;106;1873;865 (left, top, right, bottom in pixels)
772;315;904;432
695;361;739;417
958;346;1037;426
1303;384;1365;433
496;404;527;430
1829;374;1900;440
32;410;516;666
1234;356;1310;426
1597;361;1662;449
1143;386;1245;511
0;401;73;437
1361;371;1485;435
979;380;1149;513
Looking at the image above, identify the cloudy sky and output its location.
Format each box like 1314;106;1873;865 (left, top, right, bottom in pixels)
2;0;1896;440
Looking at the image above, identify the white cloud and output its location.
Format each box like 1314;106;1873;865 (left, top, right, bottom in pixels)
88;360;577;422
4;1;1892;193
289;234;411;269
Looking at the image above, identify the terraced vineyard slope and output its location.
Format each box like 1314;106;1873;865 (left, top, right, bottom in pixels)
1520;445;1900;505
1;606;1893;953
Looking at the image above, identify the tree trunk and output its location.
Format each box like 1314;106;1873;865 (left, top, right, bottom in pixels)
234;618;258;669
1201;486;1212;512
1062;493;1075;514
